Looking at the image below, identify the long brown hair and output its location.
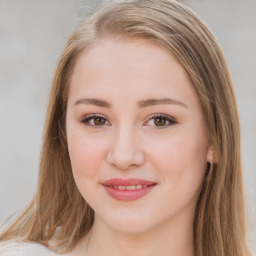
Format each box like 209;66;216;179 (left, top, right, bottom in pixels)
0;0;251;255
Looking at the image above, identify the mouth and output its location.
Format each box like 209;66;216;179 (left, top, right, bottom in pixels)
101;178;157;201
104;184;155;190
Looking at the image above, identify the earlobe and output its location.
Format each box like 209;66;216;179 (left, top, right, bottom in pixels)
207;146;218;164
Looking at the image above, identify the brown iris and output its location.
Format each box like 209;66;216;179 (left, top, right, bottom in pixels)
94;117;106;125
154;117;167;126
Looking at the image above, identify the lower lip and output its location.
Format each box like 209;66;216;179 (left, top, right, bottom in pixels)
103;185;156;201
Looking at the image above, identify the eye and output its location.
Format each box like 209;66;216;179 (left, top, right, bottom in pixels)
81;114;176;128
145;114;177;128
81;114;110;127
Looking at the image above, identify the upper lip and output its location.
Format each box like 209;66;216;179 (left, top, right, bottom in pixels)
102;178;156;186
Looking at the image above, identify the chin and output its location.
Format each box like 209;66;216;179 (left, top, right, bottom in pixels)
95;207;163;235
108;220;155;234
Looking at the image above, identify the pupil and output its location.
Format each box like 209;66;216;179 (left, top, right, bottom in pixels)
154;117;166;126
95;117;105;125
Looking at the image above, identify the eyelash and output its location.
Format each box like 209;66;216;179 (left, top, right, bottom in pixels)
80;114;177;129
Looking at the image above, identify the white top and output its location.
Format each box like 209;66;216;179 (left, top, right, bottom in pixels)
0;241;57;256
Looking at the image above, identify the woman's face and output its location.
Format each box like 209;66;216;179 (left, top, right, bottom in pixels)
66;38;212;234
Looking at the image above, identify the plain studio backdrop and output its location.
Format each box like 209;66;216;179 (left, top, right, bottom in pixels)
0;0;255;253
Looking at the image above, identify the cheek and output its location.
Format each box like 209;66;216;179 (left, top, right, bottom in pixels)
145;130;208;216
67;128;107;180
146;128;208;188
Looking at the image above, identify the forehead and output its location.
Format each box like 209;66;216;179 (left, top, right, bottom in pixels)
69;38;198;108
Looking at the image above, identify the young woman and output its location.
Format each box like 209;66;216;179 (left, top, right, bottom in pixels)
0;0;251;255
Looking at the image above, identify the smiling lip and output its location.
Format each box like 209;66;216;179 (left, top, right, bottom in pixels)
102;178;157;201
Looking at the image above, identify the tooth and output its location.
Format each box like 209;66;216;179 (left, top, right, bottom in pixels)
135;185;142;189
126;185;136;190
142;185;148;188
114;185;119;189
118;185;125;190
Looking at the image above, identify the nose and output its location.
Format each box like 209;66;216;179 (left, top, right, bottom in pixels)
106;127;145;170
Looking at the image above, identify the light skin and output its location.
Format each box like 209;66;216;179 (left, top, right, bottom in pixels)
66;38;213;256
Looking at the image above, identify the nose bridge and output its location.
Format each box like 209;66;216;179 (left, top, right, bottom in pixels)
116;123;136;151
107;122;144;169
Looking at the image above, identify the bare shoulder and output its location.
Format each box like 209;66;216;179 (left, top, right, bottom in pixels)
0;241;56;256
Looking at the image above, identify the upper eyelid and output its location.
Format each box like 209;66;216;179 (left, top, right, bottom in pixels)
146;113;175;121
81;113;107;120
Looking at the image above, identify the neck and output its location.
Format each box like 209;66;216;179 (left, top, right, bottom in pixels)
79;213;195;256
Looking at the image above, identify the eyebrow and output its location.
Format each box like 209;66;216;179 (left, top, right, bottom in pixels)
137;98;187;108
73;97;187;108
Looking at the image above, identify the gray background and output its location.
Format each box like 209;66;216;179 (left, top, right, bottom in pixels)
0;0;255;253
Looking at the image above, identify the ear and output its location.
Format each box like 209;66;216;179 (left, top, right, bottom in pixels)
206;146;218;164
